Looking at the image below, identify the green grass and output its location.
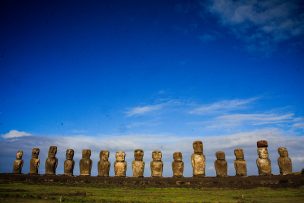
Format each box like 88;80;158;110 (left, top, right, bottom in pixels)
0;182;303;203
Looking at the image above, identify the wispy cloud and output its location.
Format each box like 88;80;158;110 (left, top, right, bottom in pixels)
205;0;304;53
1;130;32;139
189;97;258;115
125;104;164;117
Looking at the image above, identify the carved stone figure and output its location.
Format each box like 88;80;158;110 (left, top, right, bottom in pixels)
132;149;145;177
172;152;184;177
98;150;110;177
114;151;127;177
79;149;92;176
191;140;206;177
278;147;292;175
13;150;24;174
64;149;75;176
30;148;40;175
234;148;247;176
256;140;272;176
45;146;58;175
214;151;227;177
150;150;163;177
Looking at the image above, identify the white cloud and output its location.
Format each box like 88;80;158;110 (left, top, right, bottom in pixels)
293;123;304;129
125;104;164;117
1;130;32;139
189;97;257;115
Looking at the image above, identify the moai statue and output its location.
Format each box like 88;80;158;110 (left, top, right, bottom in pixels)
132;149;145;177
150;150;163;177
234;148;247;176
278;147;292;175
64;149;75;176
172;152;184;177
114;151;127;177
30;148;40;175
214;151;227;177
79;149;92;176
13;150;24;174
256;140;272;176
191;140;206;177
98;150;110;177
45;146;58;175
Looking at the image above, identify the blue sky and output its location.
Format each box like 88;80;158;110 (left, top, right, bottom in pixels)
0;0;304;177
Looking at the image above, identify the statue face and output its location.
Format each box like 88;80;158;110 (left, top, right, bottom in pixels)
234;148;244;160
48;146;57;157
278;147;288;157
134;149;144;161
173;152;182;161
16;150;23;159
82;149;91;159
116;151;125;162
66;149;74;160
193;141;203;153
216;151;225;160
258;147;268;159
152;151;162;161
100;151;109;161
32;148;40;158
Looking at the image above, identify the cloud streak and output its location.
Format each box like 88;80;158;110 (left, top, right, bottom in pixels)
125;104;164;117
1;130;32;139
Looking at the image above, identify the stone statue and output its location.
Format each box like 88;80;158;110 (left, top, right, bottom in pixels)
234;148;247;176
30;148;40;175
132;149;145;177
114;151;127;177
64;149;75;176
191;140;206;177
256;140;272;176
150;150;163;177
172;152;184;177
13;150;24;174
278;147;292;175
45;146;58;175
79;149;92;176
214;151;227;177
98;150;110;177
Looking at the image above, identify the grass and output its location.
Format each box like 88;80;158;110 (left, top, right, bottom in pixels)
0;182;304;203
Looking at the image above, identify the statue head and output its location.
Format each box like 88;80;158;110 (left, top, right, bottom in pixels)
100;150;110;161
193;140;203;154
216;151;225;160
82;149;91;159
278;147;288;157
16;150;23;160
116;151;126;162
48;146;57;158
173;152;182;161
66;149;74;160
134;149;144;161
152;150;162;161
32;148;40;158
257;147;268;159
234;148;244;160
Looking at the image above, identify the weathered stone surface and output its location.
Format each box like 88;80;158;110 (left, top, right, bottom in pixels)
150;150;163;177
79;149;92;176
278;147;292;175
172;152;184;177
114;151;127;177
191;140;206;177
234;148;247;176
45;146;58;175
256;140;272;176
214;151;227;177
64;149;75;176
13;150;23;174
30;148;40;175
98;150;110;177
132;149;145;177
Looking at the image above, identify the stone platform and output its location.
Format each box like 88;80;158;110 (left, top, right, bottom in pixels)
0;173;303;188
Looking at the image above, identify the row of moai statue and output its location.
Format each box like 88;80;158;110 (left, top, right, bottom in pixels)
13;140;292;177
